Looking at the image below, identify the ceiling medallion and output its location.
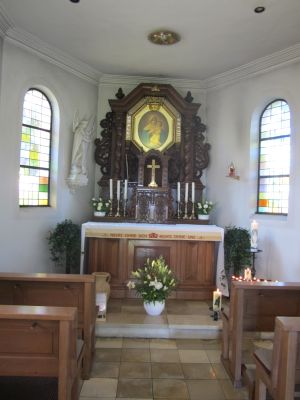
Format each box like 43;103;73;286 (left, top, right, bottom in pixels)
254;6;265;13
148;30;180;46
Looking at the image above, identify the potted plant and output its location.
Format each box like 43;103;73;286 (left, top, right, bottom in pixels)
91;197;111;217
48;219;81;274
127;256;177;316
196;199;214;220
224;226;251;277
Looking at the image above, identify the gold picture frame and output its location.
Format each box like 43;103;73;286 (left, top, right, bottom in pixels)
126;97;181;153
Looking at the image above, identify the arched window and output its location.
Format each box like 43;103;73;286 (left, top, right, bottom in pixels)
19;88;52;206
257;99;290;215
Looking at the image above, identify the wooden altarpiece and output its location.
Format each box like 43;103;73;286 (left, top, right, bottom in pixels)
94;83;210;223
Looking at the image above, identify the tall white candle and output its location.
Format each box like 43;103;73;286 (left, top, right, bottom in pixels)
191;182;195;203
251;220;258;249
109;179;113;200
185;182;188;203
177;182;180;202
213;288;222;311
124;179;128;201
117;180;120;201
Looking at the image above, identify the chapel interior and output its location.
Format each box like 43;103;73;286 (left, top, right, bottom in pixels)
1;1;300;399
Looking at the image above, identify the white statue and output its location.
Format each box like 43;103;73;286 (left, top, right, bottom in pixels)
67;111;95;191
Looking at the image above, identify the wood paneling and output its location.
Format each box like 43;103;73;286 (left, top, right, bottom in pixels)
87;238;217;299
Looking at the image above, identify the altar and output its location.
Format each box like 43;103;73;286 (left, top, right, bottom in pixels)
81;222;227;299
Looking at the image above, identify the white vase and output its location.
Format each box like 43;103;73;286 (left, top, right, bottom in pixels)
198;214;209;220
94;211;106;217
144;300;165;316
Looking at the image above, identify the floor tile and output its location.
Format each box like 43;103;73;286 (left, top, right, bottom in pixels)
187;379;225;400
91;361;120;378
121;348;151;363
151;363;184;379
211;363;230;380
206;349;222;363
117;378;152;398
182;363;216;380
176;338;221;350
119;362;151;379
94;348;122;363
153;379;189;399
80;378;118;397
219;379;248;400
150;349;180;363
95;337;123;348
178;349;210;363
150;339;177;349
123;338;150;348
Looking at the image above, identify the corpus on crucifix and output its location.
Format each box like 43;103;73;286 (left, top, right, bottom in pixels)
147;159;160;188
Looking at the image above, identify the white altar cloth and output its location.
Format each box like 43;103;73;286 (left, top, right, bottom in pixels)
81;222;229;296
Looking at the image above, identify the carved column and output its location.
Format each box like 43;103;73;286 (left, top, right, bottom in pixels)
111;111;126;179
182;113;195;182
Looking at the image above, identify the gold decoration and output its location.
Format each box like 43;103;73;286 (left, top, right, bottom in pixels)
148;30;180;46
147;159;160;187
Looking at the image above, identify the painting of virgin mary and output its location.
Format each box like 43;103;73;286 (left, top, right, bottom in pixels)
138;111;169;150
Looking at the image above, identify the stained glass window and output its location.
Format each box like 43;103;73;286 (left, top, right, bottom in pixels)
19;89;52;206
257;100;290;215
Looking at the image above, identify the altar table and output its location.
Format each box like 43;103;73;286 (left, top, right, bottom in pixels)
81;222;228;299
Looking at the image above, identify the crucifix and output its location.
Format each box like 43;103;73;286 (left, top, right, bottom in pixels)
147;159;160;188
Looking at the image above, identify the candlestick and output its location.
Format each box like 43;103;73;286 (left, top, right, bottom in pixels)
185;182;188;203
123;199;128;217
190;201;196;219
176;201;181;219
213;288;222;312
109;179;113;200
183;201;188;219
115;199;120;217
191;182;195;203
117;180;120;201
177;182;180;203
124;179;128;201
251;220;258;249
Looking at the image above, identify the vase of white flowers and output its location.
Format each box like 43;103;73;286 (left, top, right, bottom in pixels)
196;200;214;220
91;197;111;217
127;256;177;316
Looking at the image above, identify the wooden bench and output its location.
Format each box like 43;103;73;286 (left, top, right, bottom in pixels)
0;272;96;379
254;316;300;400
221;281;300;387
0;305;84;400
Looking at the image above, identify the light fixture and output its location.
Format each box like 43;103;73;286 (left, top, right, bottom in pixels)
70;0;80;3
148;30;180;45
254;6;265;13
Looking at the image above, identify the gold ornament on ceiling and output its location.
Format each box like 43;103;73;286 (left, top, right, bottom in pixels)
148;30;180;45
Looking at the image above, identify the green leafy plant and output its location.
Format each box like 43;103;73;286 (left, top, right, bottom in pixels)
48;219;81;274
127;256;177;303
224;226;251;276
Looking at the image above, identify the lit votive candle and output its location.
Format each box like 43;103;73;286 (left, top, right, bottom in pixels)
244;268;252;281
213;288;222;312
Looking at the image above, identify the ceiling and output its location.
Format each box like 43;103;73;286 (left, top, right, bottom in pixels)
1;0;300;81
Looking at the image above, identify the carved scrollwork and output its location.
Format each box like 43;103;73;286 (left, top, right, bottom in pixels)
193;115;210;179
94;112;113;177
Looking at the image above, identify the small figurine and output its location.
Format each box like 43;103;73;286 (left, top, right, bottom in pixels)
228;162;236;177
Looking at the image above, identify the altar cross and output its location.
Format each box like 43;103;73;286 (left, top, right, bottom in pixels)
147;159;160;188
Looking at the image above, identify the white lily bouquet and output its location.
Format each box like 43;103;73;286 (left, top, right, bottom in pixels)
127;256;177;303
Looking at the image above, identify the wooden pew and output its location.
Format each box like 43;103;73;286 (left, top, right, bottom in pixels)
221;281;300;388
254;316;300;400
0;305;83;400
0;273;96;379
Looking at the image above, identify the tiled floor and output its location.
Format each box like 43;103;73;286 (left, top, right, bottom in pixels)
82;299;256;399
80;337;250;400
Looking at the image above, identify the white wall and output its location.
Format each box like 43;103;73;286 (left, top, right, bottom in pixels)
206;62;300;281
0;40;98;273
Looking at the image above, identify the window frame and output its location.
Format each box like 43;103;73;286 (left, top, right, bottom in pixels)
256;98;290;216
19;87;53;207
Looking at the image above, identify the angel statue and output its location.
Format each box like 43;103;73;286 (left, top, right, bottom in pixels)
67;111;96;191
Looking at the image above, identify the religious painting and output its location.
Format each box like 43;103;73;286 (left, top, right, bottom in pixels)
128;98;179;153
138;111;168;150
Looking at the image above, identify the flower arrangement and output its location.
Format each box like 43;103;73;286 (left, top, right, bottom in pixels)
91;197;111;212
196;199;214;215
127;256;177;303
